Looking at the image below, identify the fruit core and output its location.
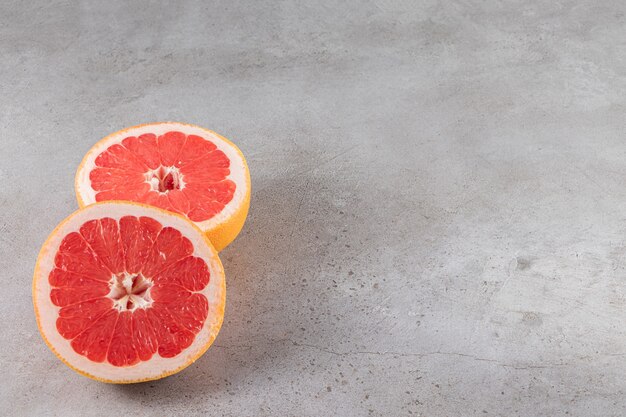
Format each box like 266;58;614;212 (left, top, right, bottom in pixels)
145;166;184;193
108;273;153;312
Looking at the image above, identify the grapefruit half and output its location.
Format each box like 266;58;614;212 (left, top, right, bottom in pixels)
75;122;250;251
33;201;226;383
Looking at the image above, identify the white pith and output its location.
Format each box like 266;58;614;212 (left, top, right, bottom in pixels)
33;202;225;382
76;122;248;231
145;165;185;193
107;272;153;312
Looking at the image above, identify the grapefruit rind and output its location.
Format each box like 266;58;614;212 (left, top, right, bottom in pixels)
32;201;226;384
74;122;251;252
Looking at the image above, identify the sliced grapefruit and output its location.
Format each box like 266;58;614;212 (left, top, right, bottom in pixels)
33;201;225;383
75;122;251;251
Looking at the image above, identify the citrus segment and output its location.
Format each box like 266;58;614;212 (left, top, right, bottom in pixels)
33;202;225;383
75;122;250;251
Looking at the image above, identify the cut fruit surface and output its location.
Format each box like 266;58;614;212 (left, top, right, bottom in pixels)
75;122;251;251
33;202;225;383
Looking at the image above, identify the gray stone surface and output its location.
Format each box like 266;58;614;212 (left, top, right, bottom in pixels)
2;0;626;415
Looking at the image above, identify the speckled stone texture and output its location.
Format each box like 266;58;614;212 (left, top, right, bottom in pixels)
3;1;626;416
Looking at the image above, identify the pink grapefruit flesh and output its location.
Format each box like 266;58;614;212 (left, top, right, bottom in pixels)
33;202;226;383
75;122;251;251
